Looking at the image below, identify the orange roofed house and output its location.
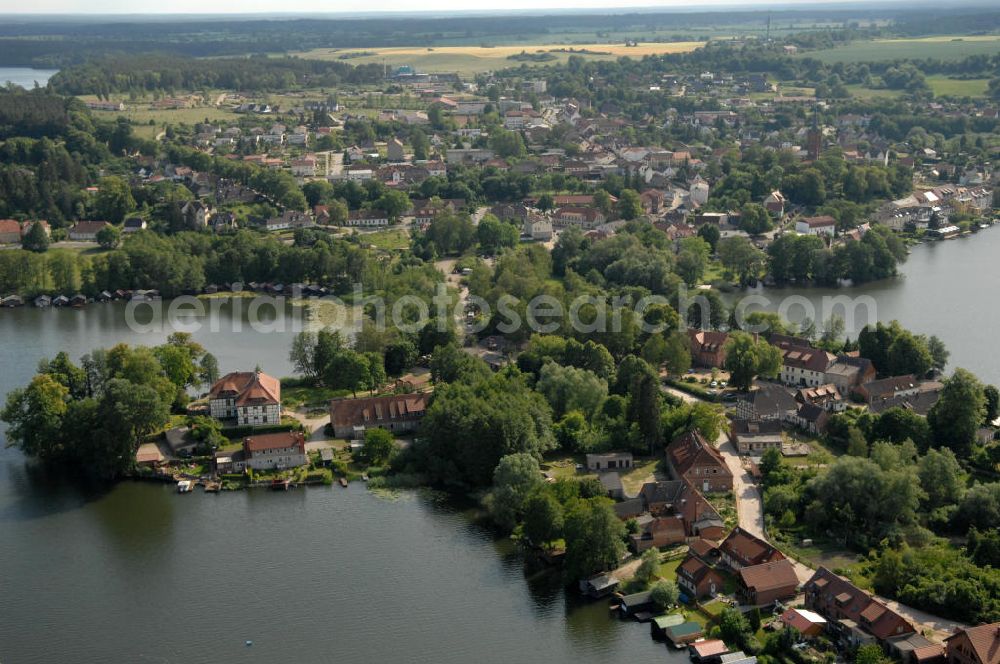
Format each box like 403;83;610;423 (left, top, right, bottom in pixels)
329;393;430;439
719;526;785;571
208;370;281;426
666;430;733;493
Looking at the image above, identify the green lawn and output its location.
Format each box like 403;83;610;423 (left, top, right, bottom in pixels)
281;383;352;409
362;228;411;252
658;557;683;582
846;75;991;100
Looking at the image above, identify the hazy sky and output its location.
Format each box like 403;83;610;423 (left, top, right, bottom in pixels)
5;0;861;15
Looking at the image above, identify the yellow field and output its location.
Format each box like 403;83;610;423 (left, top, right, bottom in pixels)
296;41;704;75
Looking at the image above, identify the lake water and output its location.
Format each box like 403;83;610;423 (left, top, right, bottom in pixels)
0;300;676;662
0;67;58;88
0;230;996;662
724;226;1000;386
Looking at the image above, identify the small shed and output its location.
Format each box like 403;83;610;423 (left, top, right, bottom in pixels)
650;613;685;639
664;621;704;647
319;448;335;467
34;295;51;308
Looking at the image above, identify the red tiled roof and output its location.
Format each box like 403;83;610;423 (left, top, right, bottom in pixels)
946;623;1000;664
739;559;799;593
667;430;732;479
244;431;305;453
720;527;785;567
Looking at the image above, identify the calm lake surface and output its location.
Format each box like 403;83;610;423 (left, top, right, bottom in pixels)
0;230;996;662
0;67;58;88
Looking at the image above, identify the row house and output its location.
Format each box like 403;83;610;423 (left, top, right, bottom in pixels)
345;209;390;227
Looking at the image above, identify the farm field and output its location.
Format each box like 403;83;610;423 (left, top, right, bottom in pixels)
845;75;990;100
803;35;1000;64
295;41;704;75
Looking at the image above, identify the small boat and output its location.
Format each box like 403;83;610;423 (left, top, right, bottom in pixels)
270;478;290;491
338;477;348;487
177;480;192;493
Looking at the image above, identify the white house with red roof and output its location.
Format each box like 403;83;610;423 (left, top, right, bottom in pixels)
208;370;281;426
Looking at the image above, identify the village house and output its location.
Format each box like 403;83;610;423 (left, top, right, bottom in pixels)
945;622;1000;664
666;430;733;493
790;402;830;434
729;418;784;455
629;480;726;549
773;337;836;388
552;206;606;230
688;329;729;368
345;209;390;227
855;375;919;405
677;553;726;599
796;384;846;412
804;567;917;654
67;221;112;242
824;355;876;395
779;608;828;638
795;215;837;236
719;527;785;571
737;559;800;607
208;370;281;426
216;431;308;473
328;393;430;439
0;219;23;243
764;190;786;216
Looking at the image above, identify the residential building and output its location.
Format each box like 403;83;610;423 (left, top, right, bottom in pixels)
719;527;785;571
796;215;836;236
796;384;846;412
345;210;390;227
804;567;916;651
328;393;429;439
67;221;111;241
775;341;836;388
241;431;307;471
0;219;22;243
633;479;726;542
737;559;799;606
208;370;281;426
688;329;729;368
387;137;406;162
729;419;784;455
123;217;147;233
677;551;725;599
666;430;733;493
855;375;919;405
824;355;876;395
945;623;1000;664
523;215;553;241
552;206;606;230
586;452;633;472
779;608;828;638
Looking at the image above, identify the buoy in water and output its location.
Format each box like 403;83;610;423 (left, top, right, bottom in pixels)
245;640;253;647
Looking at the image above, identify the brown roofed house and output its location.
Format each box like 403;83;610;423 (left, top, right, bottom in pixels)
666;430;733;493
737;559;799;606
688;329;729;368
208;370;281;426
719;526;785;571
329;393;430;439
945;623;1000;664
804;567;916;648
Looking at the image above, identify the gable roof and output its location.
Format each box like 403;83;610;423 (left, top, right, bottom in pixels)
945;623;1000;664
720;527;785;567
739;559;799;593
805;567;915;641
667;430;732;478
244;431;305;453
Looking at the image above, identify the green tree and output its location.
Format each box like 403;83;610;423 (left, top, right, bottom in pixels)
563;498;626;581
96;224;121;249
522;490;564;546
718;236;765;286
536;362;608;418
918;448;965;510
676;236;711;286
928;368;986;458
21;222;49;253
487;453;544;532
1;374;69;461
94;176;136;224
855;644;890;664
635;548;660;587
650;580;679;610
723;332;782;391
362;427;396;465
617;189;643;220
